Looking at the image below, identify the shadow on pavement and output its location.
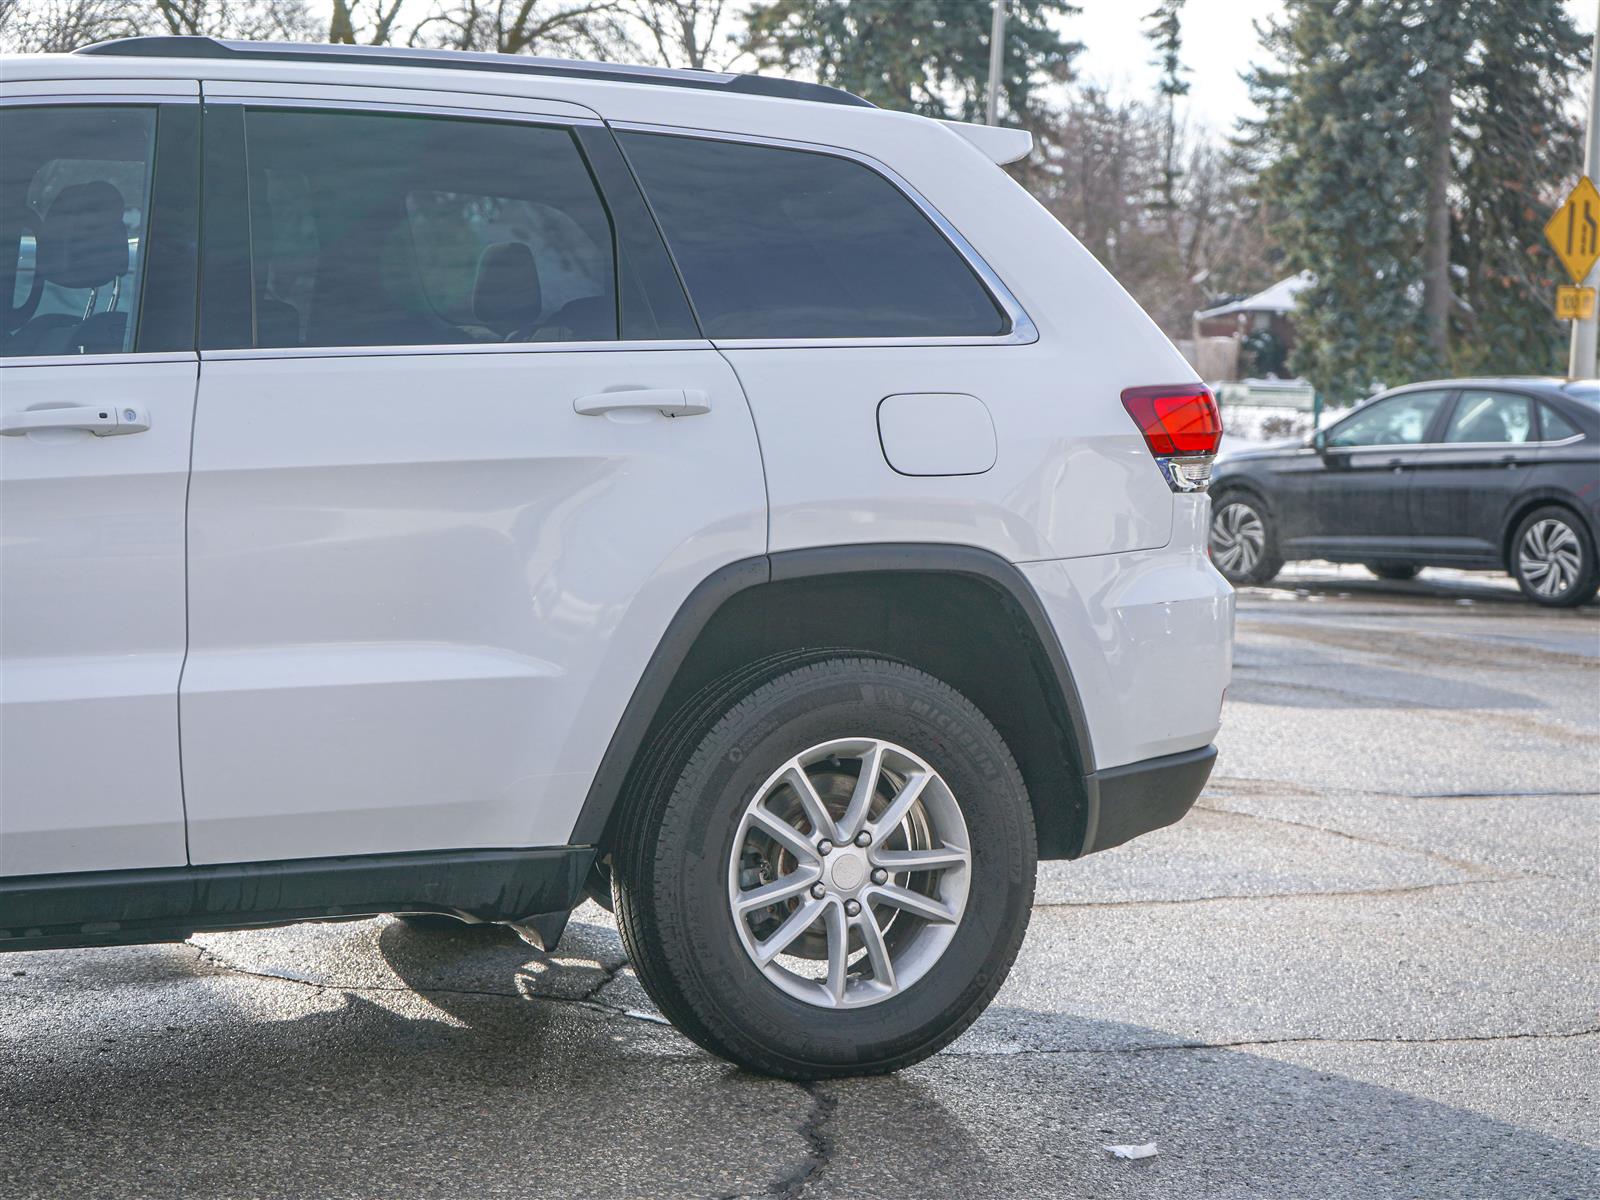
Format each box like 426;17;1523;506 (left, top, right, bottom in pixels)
3;918;1594;1198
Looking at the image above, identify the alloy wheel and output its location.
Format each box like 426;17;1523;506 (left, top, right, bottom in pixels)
1518;518;1582;599
727;738;971;1010
1211;501;1266;577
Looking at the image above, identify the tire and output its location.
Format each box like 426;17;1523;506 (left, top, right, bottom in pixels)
1510;506;1600;608
1209;493;1283;585
1365;563;1421;582
611;656;1036;1079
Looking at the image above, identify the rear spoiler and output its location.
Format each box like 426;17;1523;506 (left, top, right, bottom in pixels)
938;119;1034;166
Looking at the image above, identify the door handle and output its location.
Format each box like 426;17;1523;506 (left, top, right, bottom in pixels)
573;388;710;418
0;403;150;436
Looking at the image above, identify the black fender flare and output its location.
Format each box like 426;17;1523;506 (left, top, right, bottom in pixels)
567;543;1096;849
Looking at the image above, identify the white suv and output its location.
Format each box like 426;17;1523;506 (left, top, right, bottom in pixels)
0;37;1234;1078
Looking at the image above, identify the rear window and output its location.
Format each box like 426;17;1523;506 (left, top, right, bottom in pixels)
1563;381;1598;407
619;132;1007;340
1542;405;1582;440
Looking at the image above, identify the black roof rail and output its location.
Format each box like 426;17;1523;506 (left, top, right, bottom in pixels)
75;36;875;109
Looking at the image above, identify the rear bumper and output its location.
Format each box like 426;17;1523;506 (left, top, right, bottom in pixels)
1079;744;1216;856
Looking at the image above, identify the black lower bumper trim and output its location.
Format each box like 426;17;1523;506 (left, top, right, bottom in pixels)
0;846;594;952
1078;744;1216;857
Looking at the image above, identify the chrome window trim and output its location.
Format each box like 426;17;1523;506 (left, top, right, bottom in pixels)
1327;435;1588;454
609;120;1040;350
214;93;605;129
199;340;713;362
0;351;197;369
0;93;199;106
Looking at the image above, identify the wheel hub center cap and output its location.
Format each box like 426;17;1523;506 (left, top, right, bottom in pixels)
829;851;867;892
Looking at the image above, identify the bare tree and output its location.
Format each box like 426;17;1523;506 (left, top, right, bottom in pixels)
0;0;314;50
1;0;140;50
617;0;739;69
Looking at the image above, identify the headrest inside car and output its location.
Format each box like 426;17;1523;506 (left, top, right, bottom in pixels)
37;180;129;291
472;242;543;336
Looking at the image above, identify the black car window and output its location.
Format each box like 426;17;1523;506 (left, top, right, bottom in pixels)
1327;391;1449;447
618;132;1007;339
1442;390;1533;444
1;105;156;357
242;108;616;349
1542;405;1581;441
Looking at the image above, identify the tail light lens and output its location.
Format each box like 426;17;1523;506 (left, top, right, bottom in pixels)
1121;384;1223;492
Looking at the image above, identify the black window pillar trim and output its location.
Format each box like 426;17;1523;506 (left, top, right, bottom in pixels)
567;543;1100;852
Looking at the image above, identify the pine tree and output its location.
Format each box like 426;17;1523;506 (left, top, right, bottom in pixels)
1144;0;1188;227
743;0;1081;122
1246;0;1588;402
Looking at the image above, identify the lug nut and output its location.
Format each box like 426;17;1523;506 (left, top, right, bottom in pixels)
816;839;833;856
844;899;862;917
854;831;871;847
810;882;827;900
871;868;888;885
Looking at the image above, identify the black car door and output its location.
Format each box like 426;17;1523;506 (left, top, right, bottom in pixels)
1297;389;1453;559
1406;388;1538;565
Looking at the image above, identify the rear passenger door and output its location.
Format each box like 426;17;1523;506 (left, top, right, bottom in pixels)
180;89;765;865
1407;388;1538;561
0;87;199;876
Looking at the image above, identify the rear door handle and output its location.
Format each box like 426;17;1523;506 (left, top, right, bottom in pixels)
573;388;710;418
0;403;150;436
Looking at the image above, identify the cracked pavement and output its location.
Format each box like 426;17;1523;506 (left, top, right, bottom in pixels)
3;570;1597;1198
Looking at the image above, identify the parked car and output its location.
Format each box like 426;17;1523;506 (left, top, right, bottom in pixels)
1209;378;1600;607
0;36;1233;1078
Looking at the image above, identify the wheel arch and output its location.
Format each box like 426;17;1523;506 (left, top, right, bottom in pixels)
569;544;1097;862
1499;492;1594;570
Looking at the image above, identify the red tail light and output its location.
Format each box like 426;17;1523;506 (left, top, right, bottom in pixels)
1121;384;1223;492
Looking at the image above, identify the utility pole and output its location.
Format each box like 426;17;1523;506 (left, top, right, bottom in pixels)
1571;7;1600;379
986;0;1008;126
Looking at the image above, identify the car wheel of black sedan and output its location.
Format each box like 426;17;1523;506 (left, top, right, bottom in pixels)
1365;563;1422;582
1511;507;1600;608
1209;494;1283;586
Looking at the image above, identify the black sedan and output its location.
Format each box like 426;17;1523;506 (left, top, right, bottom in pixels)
1208;378;1600;607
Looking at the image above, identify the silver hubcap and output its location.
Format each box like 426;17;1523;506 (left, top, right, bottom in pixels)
1519;518;1582;598
727;738;971;1009
1211;501;1266;576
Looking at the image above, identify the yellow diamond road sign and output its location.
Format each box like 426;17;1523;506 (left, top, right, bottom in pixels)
1545;175;1600;285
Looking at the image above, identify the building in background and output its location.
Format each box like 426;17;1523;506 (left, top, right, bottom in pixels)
1182;271;1312;382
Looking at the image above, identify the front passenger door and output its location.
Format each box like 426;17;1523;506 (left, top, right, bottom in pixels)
1301;390;1451;559
0;90;199;876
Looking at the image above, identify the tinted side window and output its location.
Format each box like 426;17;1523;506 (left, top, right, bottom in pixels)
242;109;617;348
1443;390;1533;444
1328;391;1449;447
1542;405;1581;440
620;132;1007;339
1;105;156;358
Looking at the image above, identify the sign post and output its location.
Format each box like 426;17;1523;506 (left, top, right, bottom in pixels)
1564;15;1600;379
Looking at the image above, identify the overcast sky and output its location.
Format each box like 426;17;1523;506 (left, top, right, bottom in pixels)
1065;0;1599;135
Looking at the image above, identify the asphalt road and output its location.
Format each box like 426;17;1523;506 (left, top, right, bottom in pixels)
3;567;1596;1199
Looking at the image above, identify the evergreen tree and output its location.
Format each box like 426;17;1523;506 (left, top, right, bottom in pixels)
1246;0;1587;402
743;0;1080;122
1144;0;1188;226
